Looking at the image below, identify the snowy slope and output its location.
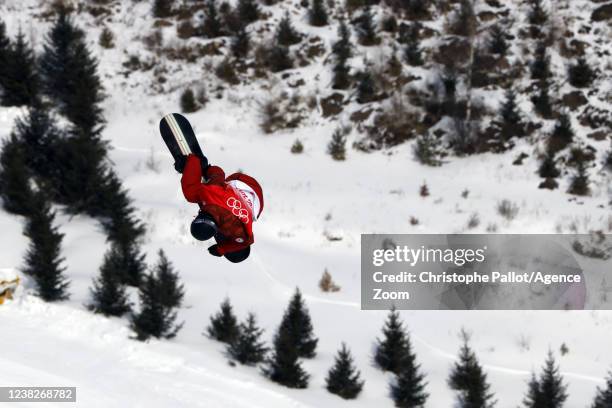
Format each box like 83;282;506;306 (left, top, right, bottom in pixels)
1;0;612;407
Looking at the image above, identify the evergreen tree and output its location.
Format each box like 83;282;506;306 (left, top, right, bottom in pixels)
40;10;105;136
592;371;612;408
528;0;548;26
231;25;250;59
532;77;553;119
450;0;476;37
276;12;301;46
0;19;13;102
413;133;440;166
448;337;496;408
22;193;70;301
2;29;39;107
268;45;293;72
278;288;318;358
327;128;347;161
264;320;309;388
356;68;377;104
89;244;131;317
208;298;240;343
325;343;364;400
524;351;568;408
531;42;551;81
309;0;329;27
488;24;508;56
374;307;410;374
180;88;199;113
548;112;574;153
201;0;223;38
355;7;378;46
153;0;173;18
332;21;353;90
499;88;523;139
568;159;590;196
391;336;429;408
538;152;560;179
12;103;62;180
0;135;34;216
237;0;260;25
131;251;184;341
568;57;595;88
227;313;268;365
403;23;423;66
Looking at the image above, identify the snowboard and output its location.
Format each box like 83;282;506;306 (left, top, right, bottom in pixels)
159;113;205;162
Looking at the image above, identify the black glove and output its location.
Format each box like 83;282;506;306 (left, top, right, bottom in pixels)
174;155;187;174
208;244;222;257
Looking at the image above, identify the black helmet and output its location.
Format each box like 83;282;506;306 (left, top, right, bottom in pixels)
224;246;251;263
191;212;217;241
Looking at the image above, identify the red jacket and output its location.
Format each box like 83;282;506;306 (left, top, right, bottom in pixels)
181;155;263;255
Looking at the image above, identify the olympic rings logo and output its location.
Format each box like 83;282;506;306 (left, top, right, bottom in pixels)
227;197;249;223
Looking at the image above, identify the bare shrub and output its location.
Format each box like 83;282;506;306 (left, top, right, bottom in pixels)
410;216;419;226
467;213;480;229
259;91;306;134
99;27;115;48
319;269;340;292
497;199;519;221
291;139;304;154
420;182;429;197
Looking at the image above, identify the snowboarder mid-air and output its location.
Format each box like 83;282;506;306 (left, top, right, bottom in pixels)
159;113;263;263
174;153;263;263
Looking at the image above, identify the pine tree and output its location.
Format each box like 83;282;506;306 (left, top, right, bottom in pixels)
12;103;62;181
538;152;560;179
356;68;377;104
40;10;105;137
528;0;548;26
201;0;223;38
325;343;364;399
264;320;309;388
488;24;508;56
356;7;378;46
276;12;301;46
328;128;347;161
278;288;318;358
22;193;70;301
524;351;568;408
208;298;240;343
309;0;329;27
532;77;553;119
374;307;410;374
548;113;574;153
180;88;199;113
332;21;353;90
592;371;612;408
2;29;39;107
268;45;293;72
448;337;496;408
0;19;13;102
391;337;429;408
0;135;35;216
500;88;522;139
531;42;551;81
568;57;595;88
131;251;184;341
89;244;131;317
153;0;173;18
568;159;590;196
403;23;423;66
231;25;250;59
413;133;440;166
227;313;268;365
237;0;260;25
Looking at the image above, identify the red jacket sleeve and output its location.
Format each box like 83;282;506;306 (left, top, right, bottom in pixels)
181;155;203;203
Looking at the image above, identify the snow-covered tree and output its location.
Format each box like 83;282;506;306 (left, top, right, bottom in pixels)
523;351;568;408
391;335;429;407
276;12;301;46
332;20;353;90
264;319;309;388
328;128;347;161
568;57;595;89
325;343;364;399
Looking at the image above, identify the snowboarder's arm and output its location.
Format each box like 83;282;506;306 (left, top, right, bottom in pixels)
205;165;226;185
181;154;204;203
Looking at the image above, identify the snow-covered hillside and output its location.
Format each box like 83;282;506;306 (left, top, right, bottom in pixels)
1;0;611;407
